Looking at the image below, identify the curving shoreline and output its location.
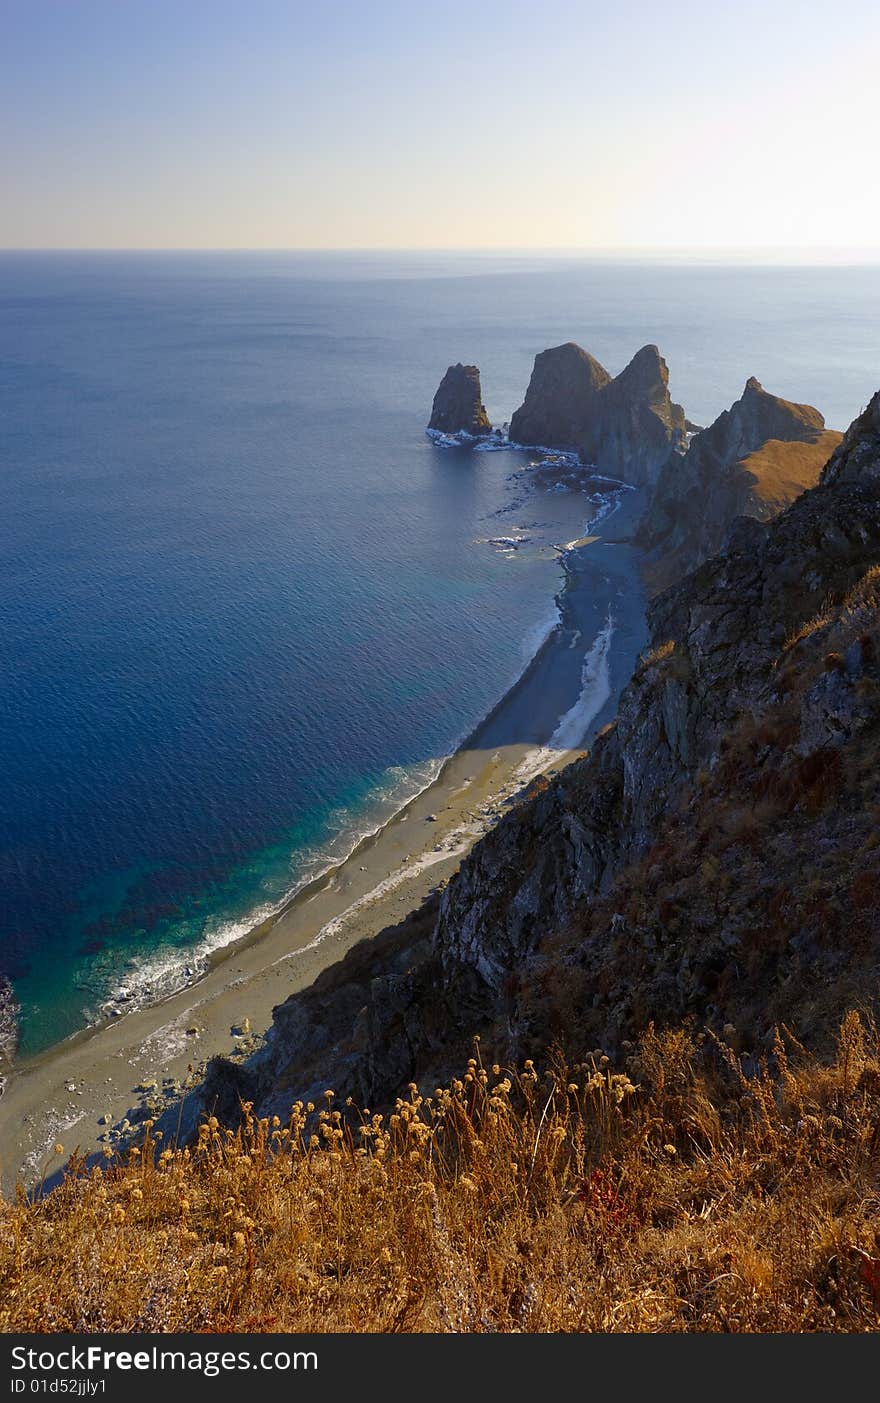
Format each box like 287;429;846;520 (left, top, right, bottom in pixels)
0;483;647;1193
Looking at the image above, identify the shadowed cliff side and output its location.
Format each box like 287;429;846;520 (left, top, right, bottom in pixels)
640;377;841;590
822;388;880;486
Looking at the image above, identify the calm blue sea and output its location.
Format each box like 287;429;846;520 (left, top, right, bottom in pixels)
2;251;879;1056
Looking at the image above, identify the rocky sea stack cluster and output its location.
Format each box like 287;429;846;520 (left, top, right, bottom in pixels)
510;342;687;487
429;342;842;590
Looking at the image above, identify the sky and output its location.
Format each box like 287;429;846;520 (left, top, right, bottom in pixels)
2;0;880;252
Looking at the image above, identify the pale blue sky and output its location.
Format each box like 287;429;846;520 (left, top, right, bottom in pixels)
2;0;879;250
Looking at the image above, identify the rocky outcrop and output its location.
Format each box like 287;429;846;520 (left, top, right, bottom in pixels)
509;343;610;451
640;377;841;590
588;344;688;486
821;389;880;486
510;342;686;486
193;390;880;1127
428;363;492;437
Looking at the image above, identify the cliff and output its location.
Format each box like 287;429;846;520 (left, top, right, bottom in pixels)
428;363;492;436
509;342;686;486
195;393;880;1121
640;377;841;590
821;388;880;486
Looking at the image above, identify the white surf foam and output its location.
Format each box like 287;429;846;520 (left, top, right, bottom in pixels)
550;613;614;749
512;613;615;787
520;600;563;663
583;490;622;534
95;758;447;1026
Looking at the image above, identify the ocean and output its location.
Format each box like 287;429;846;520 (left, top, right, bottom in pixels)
2;251;879;1057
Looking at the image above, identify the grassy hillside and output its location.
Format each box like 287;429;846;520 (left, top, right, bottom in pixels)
2;1016;880;1332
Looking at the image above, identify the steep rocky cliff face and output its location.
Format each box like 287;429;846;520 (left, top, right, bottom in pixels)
198;395;880;1126
822;388;880;486
509;342;686;486
586;344;688;487
640;378;840;590
428;363;492;436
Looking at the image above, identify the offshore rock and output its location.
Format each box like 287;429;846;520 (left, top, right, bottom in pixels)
510;342;685;486
509;342;610;452
428;363;492;436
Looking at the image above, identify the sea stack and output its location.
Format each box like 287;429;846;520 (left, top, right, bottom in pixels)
640;376;842;589
509;342;610;450
588;344;688;485
428;363;492;437
509;341;686;485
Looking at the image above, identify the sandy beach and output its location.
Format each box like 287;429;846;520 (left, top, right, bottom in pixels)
0;492;647;1195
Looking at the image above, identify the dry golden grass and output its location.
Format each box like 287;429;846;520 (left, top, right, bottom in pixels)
739;431;841;509
3;1016;880;1332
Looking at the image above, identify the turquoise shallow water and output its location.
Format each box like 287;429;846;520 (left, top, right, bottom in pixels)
1;251;878;1056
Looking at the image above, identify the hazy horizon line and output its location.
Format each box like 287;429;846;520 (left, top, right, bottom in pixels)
3;244;880;265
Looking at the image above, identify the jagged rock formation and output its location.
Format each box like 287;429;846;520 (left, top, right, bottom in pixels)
428;363;492;436
640;377;841;591
821;388;880;486
193;392;880;1126
509;342;686;485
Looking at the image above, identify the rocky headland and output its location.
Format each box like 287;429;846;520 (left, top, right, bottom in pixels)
428;362;492;437
640;376;842;590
